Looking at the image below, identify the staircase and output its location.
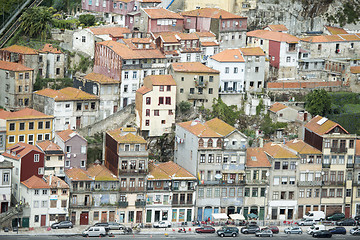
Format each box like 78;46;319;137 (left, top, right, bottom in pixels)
0;0;44;48
0;205;23;228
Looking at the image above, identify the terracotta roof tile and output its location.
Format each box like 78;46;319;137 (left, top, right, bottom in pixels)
136;86;151;95
56;129;86;142
40;44;62;54
44;175;69;188
0;60;33;71
153;32;199;43
98;40;165;59
143;8;184;19
35;87;99;101
263;142;298;159
21;175;49;189
1;45;37;55
269;102;287;113
171;62;219;73
36;140;63;152
87;164;118;181
351;66;360;74
246;148;271;167
240;47;265;56
325;26;348;35
210;49;245;62
148;161;196;180
2;142;42;160
65;168;92;181
107;128;147;144
145;75;176;86
305;115;348;136
339;34;360;41
285;139;322;155
195;32;216;37
300;34;358;43
84;72;119;84
205;118;235;136
247;30;299;43
148;162;171;180
266;24;288;32
89;26;131;37
181;8;246;19
0;108;53;120
200;41;219;46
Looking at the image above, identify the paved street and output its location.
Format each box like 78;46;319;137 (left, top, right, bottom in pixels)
1;233;360;240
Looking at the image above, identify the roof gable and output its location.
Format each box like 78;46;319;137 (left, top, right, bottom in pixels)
21;175;49;189
210;49;245;62
171;62;219;73
0;60;33;71
181;8;246;19
305;115;348;136
35;87;99;101
246;148;271;167
247;30;299;43
269;102;288;113
1;45;37;55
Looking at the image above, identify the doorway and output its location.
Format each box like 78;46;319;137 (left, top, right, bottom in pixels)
41;215;46;226
101;211;107;223
136;211;142;223
80;212;89;225
155;211;160;222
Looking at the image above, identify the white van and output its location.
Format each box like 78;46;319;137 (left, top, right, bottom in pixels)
303;211;325;221
306;225;325;235
82;226;107;237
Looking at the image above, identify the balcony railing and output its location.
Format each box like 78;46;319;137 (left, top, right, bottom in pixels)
346;163;354;168
135;201;146;208
172;201;193;206
330;147;347;153
246;179;269;185
322;181;345;186
119;169;147;174
188;94;206;100
298;180;322;186
118;201;129;208
322;163;331;168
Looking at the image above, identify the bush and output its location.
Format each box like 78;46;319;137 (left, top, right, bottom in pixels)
178;101;191;113
79;14;96;27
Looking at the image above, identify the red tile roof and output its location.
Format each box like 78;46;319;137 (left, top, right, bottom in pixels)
285;139;322;155
21;175;49;189
325;25;348;35
200;41;219;46
263;142;298;159
171;62;219;73
36;140;63;152
195;32;216;38
136;86;151;95
300;34;360;43
153;32;198;43
145;75;177;86
87;164;118;181
305;115;348;136
107;128;147;144
0;60;33;71
98;40;165;59
246;148;271;167
65;168;92;181
0;108;53;120
2;142;42;160
210;49;245;62
247;30;299;43
177;118;235;137
40;44;62;54
269;102;287;113
352;66;360;74
143;8;184;19
44;175;69;188
181;8;246;19
89;26;131;37
35;87;99;101
240;47;265;56
266;24;288;32
56;129;86;142
148;161;196;180
84;72;119;84
1;45;37;55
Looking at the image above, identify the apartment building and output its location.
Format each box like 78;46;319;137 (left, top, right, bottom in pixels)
0;158;12;213
36;140;65;178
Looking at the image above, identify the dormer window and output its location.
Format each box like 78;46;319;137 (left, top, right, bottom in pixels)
198;138;204;147
207;138;213;148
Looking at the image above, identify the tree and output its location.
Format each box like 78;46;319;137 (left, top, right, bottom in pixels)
305;89;331;116
210;98;241;126
79;14;96;27
20;7;54;40
178;101;191;113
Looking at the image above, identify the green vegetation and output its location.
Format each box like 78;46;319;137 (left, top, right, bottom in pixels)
33;77;73;91
178;101;191;113
52;18;79;30
327;1;360;27
73;55;93;74
79;14;96;27
208;98;242;126
260;114;288;138
20;7;54;40
305;89;331;116
85;133;103;166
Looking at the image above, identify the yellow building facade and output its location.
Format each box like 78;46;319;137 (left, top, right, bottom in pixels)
0;108;54;148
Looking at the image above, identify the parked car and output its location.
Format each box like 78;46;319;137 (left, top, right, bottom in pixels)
350;227;360;235
82;226;107;237
217;227;239;237
51;221;73;229
326;213;345;221
261;226;279;234
303;211;325;221
307;225;326;235
298;219;317;226
93;222;110;231
284;226;303;234
241;225;260;234
336;218;356;226
312;230;332;238
328;227;346;235
195;226;215;233
153;221;171;228
108;222;125;230
255;229;273;237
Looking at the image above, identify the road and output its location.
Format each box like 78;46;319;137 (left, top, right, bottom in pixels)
0;233;359;240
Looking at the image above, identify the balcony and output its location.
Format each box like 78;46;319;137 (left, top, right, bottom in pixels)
222;164;245;172
330;147;347;153
298;180;322;186
194;79;208;87
322;163;331;168
119;169;147;175
122;64;141;70
286;46;298;53
118;201;129;208
322;181;345;186
346;163;354;168
188;94;206;100
135;201;146;208
246;179;269;185
353;182;360;186
172;201;193;207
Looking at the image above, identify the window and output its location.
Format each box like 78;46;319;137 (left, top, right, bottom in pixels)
82;36;86;43
222;188;228;197
286;56;291;62
282;161;288;169
281;177;287;185
168;110;173;115
124;72;129;79
50;200;57;208
208;154;214;163
19;122;25;131
200;154;205;163
165;97;171;105
34;154;39;162
8;135;15;143
158;97;164;105
306;189;312;198
274;162;280;169
9;123;15;131
145;120;150;126
273;191;279;200
66;146;71;153
273;176;280;185
146;97;151;105
225;67;229;73
206;188;212;198
214;188;220;197
208;88;213;94
234;67;238;73
252;188;258;197
349;140;354;148
124;144;130;151
132;71;137;79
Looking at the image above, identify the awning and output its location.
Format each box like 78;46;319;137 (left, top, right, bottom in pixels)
212;213;228;220
229;214;245;220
